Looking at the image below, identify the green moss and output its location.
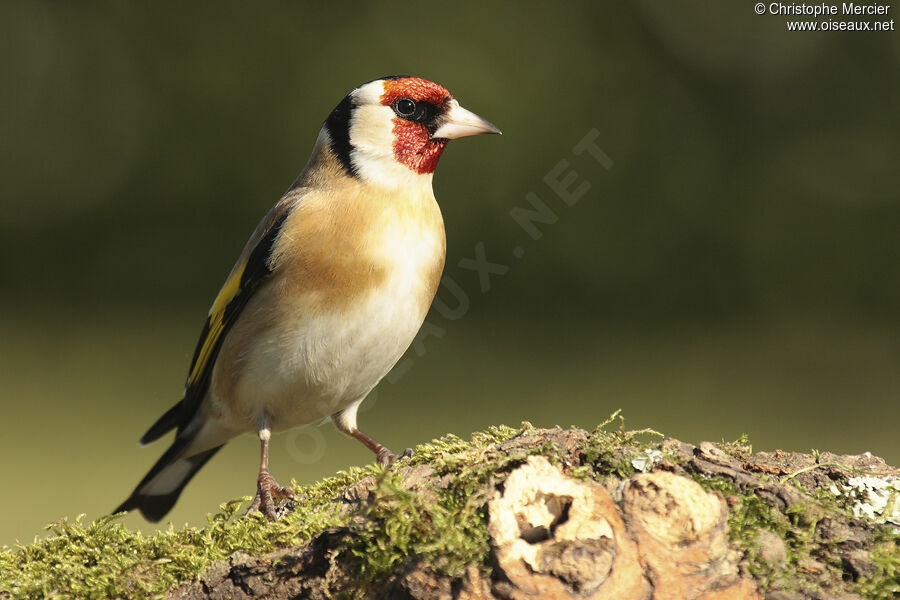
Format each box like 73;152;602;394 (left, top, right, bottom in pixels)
343;469;491;585
0;424;530;599
694;472;900;598
342;424;528;587
6;419;890;599
581;409;664;479
719;433;753;460
693;476;801;588
408;423;524;470
0;463;383;599
858;528;900;600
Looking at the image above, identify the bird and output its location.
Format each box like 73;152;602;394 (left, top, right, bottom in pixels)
115;76;501;522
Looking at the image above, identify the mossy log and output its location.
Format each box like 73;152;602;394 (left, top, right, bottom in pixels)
2;420;898;599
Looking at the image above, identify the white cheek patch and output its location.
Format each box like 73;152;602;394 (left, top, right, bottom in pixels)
353;79;386;105
349;104;396;160
349;81;394;162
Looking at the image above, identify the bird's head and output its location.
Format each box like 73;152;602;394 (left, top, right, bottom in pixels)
321;76;501;188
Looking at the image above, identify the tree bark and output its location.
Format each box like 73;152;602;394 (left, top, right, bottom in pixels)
166;426;899;600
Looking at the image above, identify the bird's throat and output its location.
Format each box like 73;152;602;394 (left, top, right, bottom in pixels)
391;119;448;174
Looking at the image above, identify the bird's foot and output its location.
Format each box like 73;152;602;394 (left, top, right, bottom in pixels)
376;446;414;467
246;470;294;520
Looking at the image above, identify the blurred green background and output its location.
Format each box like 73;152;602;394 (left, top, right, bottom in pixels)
1;1;898;546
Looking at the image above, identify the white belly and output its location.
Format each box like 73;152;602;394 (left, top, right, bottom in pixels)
245;281;428;432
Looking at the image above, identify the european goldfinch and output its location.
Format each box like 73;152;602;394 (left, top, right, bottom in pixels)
116;76;500;521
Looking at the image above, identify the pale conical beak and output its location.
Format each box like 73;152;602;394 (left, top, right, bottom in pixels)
432;99;502;140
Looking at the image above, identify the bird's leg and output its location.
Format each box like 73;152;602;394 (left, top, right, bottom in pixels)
348;428;413;466
332;404;412;466
246;425;293;520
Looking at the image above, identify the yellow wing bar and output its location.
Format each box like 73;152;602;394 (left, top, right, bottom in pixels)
187;261;246;386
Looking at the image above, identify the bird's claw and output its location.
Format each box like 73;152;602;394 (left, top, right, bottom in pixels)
376;446;414;467
246;471;294;520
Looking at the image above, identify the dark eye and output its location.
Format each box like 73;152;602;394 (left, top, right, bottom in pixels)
394;98;416;117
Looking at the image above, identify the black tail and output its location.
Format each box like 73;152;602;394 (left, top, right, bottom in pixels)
139;400;184;446
115;439;223;522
